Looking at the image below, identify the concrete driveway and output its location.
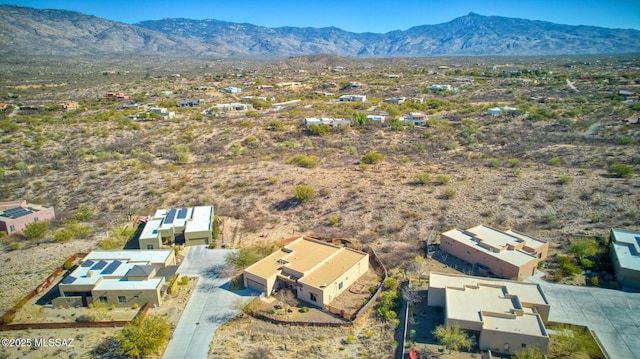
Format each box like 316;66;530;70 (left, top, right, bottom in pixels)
527;276;640;359
163;246;256;359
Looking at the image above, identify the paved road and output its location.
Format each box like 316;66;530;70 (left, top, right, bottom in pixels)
163;246;255;359
527;275;640;359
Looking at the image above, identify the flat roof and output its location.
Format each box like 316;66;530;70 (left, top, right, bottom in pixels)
443;225;543;267
94;277;163;291
482;311;547;337
611;229;640;272
244;237;367;289
430;272;548;306
446;284;519;323
139;219;162;240
185;206;213;233
84;250;173;265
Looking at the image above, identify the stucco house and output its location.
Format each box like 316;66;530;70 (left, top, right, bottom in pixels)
138;206;214;249
53;250;177;308
610;229;640;289
440;225;548;280
428;272;550;356
243;236;369;307
303;117;351;128
0;200;55;236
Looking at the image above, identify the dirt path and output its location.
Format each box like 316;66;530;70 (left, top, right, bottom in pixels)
566;78;578;92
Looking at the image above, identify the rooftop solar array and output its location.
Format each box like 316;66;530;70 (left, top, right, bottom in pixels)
61;276;76;284
81;260;95;268
1;207;34;219
101;260;122;275
164;208;178;225
92;260;108;270
177;207;188;219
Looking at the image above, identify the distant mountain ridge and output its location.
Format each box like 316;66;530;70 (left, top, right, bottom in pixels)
1;5;639;58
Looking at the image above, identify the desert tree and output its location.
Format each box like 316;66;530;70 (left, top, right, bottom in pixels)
116;315;170;359
432;324;471;353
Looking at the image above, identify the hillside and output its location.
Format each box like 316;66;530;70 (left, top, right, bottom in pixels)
1;5;639;58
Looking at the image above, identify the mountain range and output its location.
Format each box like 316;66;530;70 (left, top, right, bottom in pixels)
1;5;639;58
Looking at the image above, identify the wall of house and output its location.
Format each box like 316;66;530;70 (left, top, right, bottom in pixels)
184;229;211;246
446;317;483;332
427;285;446;307
243;271;274;295
139;236;162;250
90;286;163;308
320;254;369;306
479;328;549;355
297;285;324;307
441;234;538;280
0;207;55;235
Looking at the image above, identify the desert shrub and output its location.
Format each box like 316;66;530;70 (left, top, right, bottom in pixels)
442;188;456;199
570;238;599;258
180;276;189;285
10;242;19;251
170;144;190;163
580;258;594;269
285;154;317;168
293;184;315;203
486;158;502;168
63;258;74;270
446;141;459;150
361;151;384;164
548;157;561;166
308;123;331;136
557;175;572;185
328;214;340;226
74;205;95;221
54;229;74;243
208;242;217;249
268;176;278;184
558;117;574;126
608;163;634;178
299;307;309;313
415;173;430;185
619;138;636;145
1;314;15;324
268;120;284;131
345;336;356;344
590;276;600;286
22;221;48;240
116;315;170;358
434;174;449;185
543;214;558;224
507;158;521;168
557;256;582;275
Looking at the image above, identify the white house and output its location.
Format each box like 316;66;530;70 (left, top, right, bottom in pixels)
366;115;386;123
338;95;366;103
222;87;242;93
146;107;175;119
401;112;428;126
488;107;502;116
304;117;351;128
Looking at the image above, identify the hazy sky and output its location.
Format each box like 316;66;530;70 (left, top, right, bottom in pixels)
2;0;639;32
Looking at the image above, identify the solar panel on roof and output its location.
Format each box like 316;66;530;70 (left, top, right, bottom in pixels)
81;260;95;267
2;207;32;219
101;260;122;275
92;260;108;270
61;276;76;284
177;207;188;219
164;208;177;225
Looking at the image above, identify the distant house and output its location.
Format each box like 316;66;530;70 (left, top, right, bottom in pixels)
215;103;253;112
304;117;351;128
106;92;129;100
276;82;302;88
243;236;369;307
62;102;79;111
440;225;549;280
610;229;640;289
179;99;205;107
401;112;428;126
53;250;177;308
427;84;458;92
488;107;503;116
256;85;274;89
222;87;242;93
139;206;215;249
366;115;386;123
384;97;406;104
146;107;175;119
428;272;550;356
338;95;366;103
0;200;55;236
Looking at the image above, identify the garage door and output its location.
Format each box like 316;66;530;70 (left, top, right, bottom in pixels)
187;238;207;246
246;278;265;294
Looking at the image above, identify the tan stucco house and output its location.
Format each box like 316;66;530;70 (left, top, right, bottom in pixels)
440;225;549;280
139;205;214;249
53;250;177;308
243;236;369;307
428;272;550;356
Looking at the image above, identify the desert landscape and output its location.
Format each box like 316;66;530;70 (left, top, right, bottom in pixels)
0;52;638;358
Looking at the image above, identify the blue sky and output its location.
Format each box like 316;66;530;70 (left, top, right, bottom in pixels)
2;0;639;32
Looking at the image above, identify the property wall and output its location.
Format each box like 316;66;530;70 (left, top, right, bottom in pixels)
52;296;83;308
479;328;549;355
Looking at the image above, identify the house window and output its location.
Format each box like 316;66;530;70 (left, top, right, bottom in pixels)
310;293;317;302
521;344;527;348
34;217;39;222
98;296;107;304
147;244;154;249
538;253;542;258
118;296;126;304
338;282;343;290
9;225;15;232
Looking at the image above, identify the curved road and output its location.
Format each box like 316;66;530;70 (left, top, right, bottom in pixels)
163;247;256;359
